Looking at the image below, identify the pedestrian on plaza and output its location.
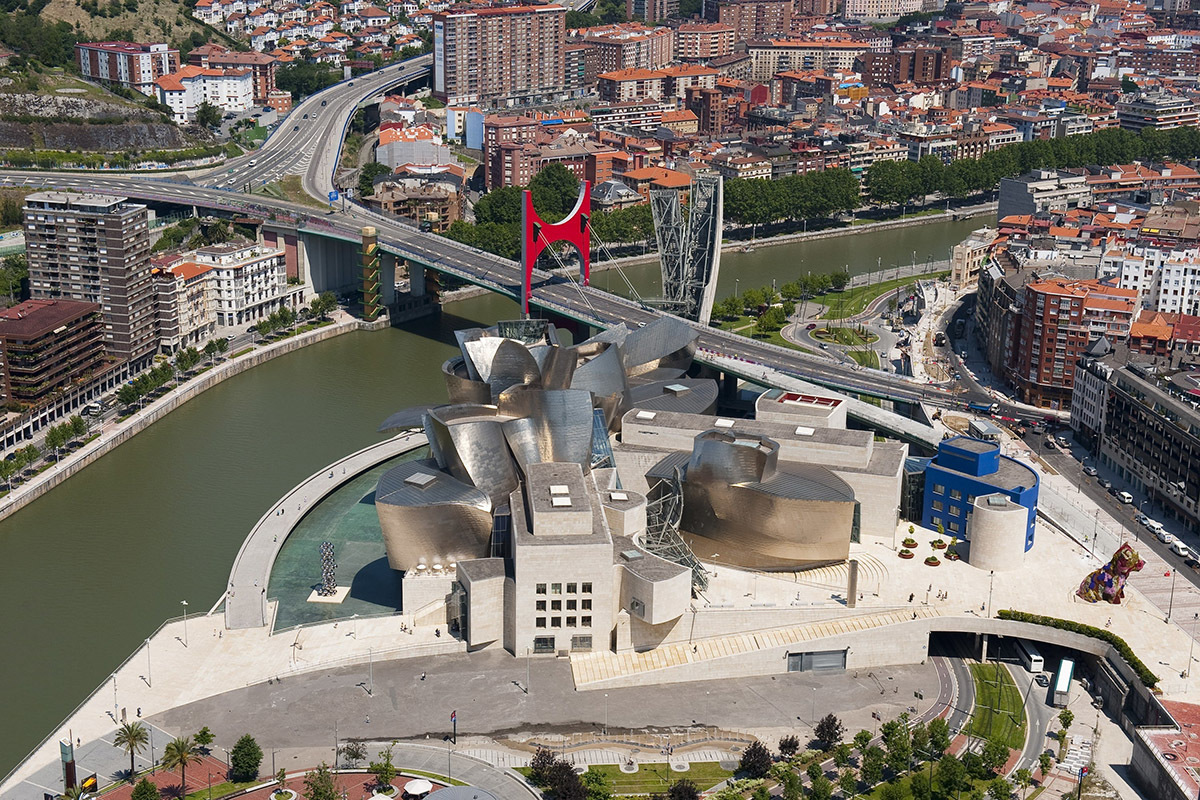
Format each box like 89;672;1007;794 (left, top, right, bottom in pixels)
909;593;914;603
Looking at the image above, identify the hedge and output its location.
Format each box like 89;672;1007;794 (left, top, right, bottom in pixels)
998;609;1158;688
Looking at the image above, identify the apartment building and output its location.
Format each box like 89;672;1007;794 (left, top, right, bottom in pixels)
75;41;180;95
432;4;566;106
842;0;921;20
23;192;157;367
0;300;105;406
856;46;950;87
674;22;735;62
578;24;675;74
997;169;1092;219
746;39;870;82
1009;278;1136;409
190;243;291;328
706;0;793;42
597;69;665;103
626;0;676;24
483;115;540;189
154;65;255;123
1116;93;1199;132
187;44;278;104
154;260;217;353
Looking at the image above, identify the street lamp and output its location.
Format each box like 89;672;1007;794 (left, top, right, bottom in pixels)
146;637;152;688
1187;613;1199;678
604;693;609;736
987;570;995;618
811;686;817;725
180;600;189;646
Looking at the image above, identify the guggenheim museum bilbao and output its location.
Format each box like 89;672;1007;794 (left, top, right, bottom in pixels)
374;316;1039;658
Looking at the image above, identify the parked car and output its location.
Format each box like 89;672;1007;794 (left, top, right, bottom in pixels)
1098;478;1112;490
1135;512;1149;526
1044;440;1056;450
1108;485;1120;497
1083;465;1098;476
1117;490;1134;503
1035;674;1050;687
1184;558;1200;572
1171;540;1192;558
806;323;817;330
1156;529;1174;544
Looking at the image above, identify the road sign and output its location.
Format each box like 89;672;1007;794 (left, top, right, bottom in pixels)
328;190;339;203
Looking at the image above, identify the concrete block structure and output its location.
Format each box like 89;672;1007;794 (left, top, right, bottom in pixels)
967;493;1029;571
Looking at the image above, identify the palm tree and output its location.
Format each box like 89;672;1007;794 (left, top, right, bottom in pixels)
114;722;150;782
162;736;201;796
62;784;89;800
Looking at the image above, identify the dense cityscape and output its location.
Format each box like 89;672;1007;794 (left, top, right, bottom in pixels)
10;0;1200;798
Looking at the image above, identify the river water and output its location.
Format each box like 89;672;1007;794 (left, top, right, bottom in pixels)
0;216;981;773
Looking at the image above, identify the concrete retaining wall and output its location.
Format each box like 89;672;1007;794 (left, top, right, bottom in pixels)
0;321;358;525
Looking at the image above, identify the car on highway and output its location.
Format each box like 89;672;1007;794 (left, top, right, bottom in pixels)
322;100;327;106
294;125;299;131
303;113;309;119
1035;674;1049;687
1083;465;1098;476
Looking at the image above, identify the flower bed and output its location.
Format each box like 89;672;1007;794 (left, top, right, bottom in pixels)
899;549;915;559
902;538;918;548
924;556;941;567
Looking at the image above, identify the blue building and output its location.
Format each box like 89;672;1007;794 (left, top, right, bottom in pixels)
921;436;1039;550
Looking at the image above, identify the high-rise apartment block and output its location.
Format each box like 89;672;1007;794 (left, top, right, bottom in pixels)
432;4;566;107
75;41;180;96
674;22;736;62
578;24;676;73
0;300;105;407
706;0;793;42
23;192;158;367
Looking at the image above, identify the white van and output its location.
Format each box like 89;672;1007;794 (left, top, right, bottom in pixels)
1117;491;1134;504
249;158;258;166
1170;540;1190;557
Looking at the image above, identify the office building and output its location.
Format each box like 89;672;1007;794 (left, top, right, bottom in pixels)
0;299;105;406
23;192;157;366
432;4;566;107
75;41;180;96
997;169;1093;219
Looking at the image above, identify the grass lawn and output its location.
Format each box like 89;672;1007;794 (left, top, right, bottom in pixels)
820;273;947;320
851;208;945;226
968;662;1028;751
180;779;260;800
715;314;756;331
750;328;815;355
861;770;1001;799
848;350;880;369
813;325;878;347
256;176;326;209
400;770;466;787
585;762;732;795
231;347;255;358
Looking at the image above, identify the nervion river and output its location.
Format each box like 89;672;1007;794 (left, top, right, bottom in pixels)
0;216;982;773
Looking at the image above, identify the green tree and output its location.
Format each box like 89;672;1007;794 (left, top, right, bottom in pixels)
980;739;1009;776
778;735;800;759
20;443;39;467
0;457;17;490
910;724;929;763
529;748;558;787
877;783;910;800
582;769;613;800
806;762;823;782
359;162;392;198
666;778;698;800
195;102;222;128
910;771;931;800
45;424;66;461
832;743;851;769
1037;752;1053;778
927;718;950;756
738;741;773;779
114;722;149;781
1121;76;1139;93
338;741;366;767
130;778;160;800
161;736;201;794
861;746;885;785
368;744;397;789
302;763;338;800
987;777;1011;800
752;786;772;800
215;338;229;357
193;727;213;753
1057;709;1074;733
755;305;786;334
853;730;873;754
838;770;857;798
528;163;580;223
230;734;263;782
69;415;87;439
276;61;339;99
936;755;968;794
473;186;523;226
1013;767;1032;799
808;774;832;800
829;270;850;291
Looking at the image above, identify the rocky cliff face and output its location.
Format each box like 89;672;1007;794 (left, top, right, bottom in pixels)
0;92;207;151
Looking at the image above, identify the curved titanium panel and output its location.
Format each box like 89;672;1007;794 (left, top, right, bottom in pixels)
442;358;491;405
620;317;698;377
378;405;433;432
487;339;543;397
425;405;520;505
462;337;508;383
532;344;577;390
687;430;779;487
375;460;492;572
497;387;595;473
570;341;629;430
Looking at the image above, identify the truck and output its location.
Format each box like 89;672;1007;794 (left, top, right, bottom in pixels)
969;402;999;414
1053;657;1075;708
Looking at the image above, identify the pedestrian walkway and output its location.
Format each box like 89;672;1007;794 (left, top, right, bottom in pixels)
571;607;942;687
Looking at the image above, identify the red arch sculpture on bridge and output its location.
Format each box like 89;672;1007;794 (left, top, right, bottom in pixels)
522;181;591;315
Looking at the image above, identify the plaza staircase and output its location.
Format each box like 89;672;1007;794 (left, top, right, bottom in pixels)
790;553;890;595
571;606;942;688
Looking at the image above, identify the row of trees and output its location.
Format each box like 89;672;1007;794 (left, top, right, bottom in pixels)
43;415;88;461
723;169;861;228
256;307;298;338
113;723;263;796
0;442;42;488
867;124;1200;209
116;361;177;409
528;747;629;800
737;712;1038;800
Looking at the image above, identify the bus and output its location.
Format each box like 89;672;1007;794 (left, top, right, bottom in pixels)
1016;639;1044;673
1053;657;1075;708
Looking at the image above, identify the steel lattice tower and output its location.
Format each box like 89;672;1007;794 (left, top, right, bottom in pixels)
651;174;723;326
